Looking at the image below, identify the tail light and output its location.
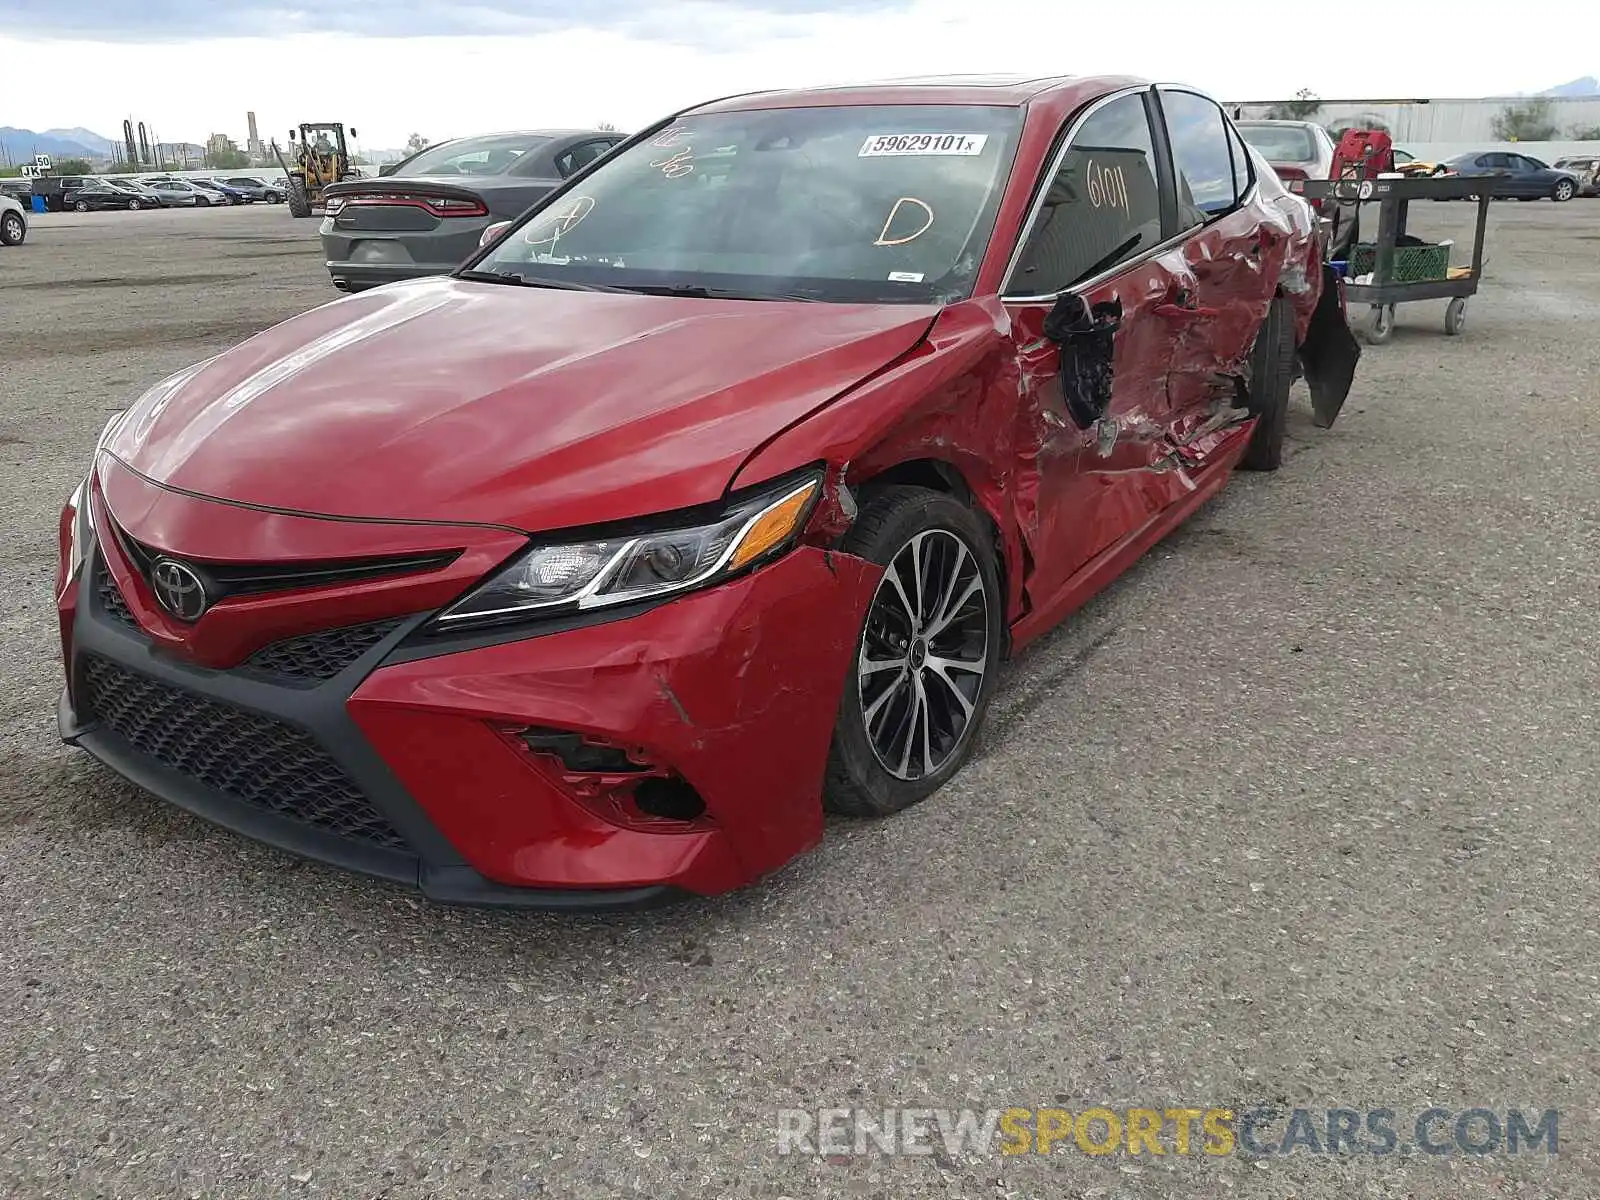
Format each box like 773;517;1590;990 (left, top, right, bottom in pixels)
330;193;489;218
1275;165;1321;209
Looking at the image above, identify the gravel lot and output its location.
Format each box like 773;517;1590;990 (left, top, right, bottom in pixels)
2;201;1598;1199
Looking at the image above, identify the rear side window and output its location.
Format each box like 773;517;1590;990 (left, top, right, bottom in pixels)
555;140;614;178
1226;121;1255;199
1161;89;1241;225
1008;93;1164;295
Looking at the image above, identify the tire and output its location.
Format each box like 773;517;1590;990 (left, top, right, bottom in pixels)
74;200;90;212
1553;179;1575;202
1239;295;1294;472
1444;297;1467;336
286;177;312;218
127;199;141;210
0;211;24;246
265;191;281;203
823;486;1004;818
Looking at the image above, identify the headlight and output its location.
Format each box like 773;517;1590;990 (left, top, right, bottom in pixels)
433;472;822;629
64;409;127;582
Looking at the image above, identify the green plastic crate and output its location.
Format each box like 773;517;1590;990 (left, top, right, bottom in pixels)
1349;241;1450;283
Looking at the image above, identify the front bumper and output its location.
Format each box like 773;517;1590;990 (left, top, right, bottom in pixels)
59;530;877;907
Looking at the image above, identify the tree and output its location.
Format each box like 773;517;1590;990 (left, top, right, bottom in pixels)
1266;89;1322;121
208;147;250;169
1570;123;1600;140
597;121;619;132
54;158;94;176
404;132;430;156
1491;99;1559;142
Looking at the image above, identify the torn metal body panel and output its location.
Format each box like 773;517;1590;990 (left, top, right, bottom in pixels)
56;73;1361;906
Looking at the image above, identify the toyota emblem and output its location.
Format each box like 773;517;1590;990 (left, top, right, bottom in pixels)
150;557;209;622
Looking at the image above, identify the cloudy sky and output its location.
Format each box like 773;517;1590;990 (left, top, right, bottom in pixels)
1;0;1591;148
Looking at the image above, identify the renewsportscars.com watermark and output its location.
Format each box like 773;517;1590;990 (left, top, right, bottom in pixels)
776;1106;1560;1159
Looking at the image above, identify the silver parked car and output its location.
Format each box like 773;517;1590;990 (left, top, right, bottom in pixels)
138;179;208;207
0;192;27;246
1552;156;1600;197
318;128;625;292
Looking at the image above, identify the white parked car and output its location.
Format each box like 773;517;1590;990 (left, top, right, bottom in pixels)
1;193;28;246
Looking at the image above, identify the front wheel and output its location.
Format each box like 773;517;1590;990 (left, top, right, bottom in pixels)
1444;297;1467;336
1553;180;1575;202
823;487;1004;818
74;200;90;212
0;211;25;245
127;199;141;210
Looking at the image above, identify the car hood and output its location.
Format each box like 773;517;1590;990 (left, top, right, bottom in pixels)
107;276;938;531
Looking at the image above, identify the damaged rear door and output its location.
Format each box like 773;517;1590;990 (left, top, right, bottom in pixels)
1154;88;1276;464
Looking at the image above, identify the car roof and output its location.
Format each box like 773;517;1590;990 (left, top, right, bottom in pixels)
1235;119;1321;128
692;73;1147;115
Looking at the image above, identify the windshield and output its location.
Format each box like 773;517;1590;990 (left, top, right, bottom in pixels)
470;104;1023;303
1236;124;1317;163
402;134;552;177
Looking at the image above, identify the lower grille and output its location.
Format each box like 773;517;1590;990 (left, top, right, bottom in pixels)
79;654;409;851
244;619;405;684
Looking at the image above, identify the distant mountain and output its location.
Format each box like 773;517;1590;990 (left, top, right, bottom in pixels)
1539;76;1599;97
42;127;120;156
0;126;102;163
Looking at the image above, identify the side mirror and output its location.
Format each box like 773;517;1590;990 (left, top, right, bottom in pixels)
349;128;358;139
288;130;297;141
478;220;513;249
1043;293;1122;430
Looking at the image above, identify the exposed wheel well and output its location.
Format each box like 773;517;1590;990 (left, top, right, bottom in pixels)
858;458;972;504
854;457;1012;656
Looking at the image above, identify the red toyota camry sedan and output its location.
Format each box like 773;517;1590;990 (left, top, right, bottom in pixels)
56;75;1359;907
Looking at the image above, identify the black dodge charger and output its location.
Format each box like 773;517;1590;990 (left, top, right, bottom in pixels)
318;128;624;293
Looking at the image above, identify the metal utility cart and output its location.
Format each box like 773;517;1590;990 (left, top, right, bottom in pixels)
1302;175;1497;345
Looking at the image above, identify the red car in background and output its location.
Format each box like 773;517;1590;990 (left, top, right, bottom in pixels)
57;74;1359;907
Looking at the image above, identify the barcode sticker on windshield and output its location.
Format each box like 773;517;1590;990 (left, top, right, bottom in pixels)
860;133;988;157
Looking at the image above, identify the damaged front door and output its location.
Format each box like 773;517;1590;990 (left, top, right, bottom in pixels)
1002;88;1182;607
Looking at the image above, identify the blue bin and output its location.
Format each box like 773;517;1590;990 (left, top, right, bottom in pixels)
30;195;46;213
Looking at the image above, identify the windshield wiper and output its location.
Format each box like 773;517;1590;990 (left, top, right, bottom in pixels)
456;269;629;293
611;283;821;302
